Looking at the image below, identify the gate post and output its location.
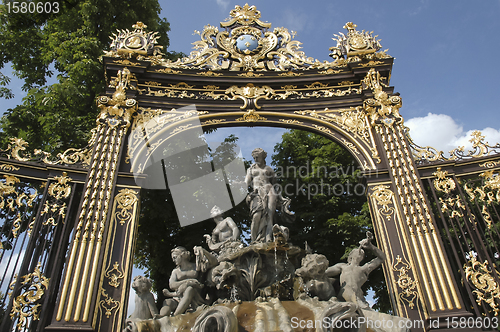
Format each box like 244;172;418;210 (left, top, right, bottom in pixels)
46;68;139;331
364;69;474;331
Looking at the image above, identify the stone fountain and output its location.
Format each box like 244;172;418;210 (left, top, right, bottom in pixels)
123;149;410;332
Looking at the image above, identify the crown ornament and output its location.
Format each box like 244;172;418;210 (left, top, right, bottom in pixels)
330;22;389;61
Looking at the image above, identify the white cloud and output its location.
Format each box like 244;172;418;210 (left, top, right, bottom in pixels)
281;9;308;33
405;113;500;156
216;0;229;11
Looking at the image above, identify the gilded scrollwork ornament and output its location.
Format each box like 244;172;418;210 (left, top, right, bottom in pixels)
294;107;373;147
97;67;138;129
39;172;73;228
480;160;500;169
120;5;345;72
464;170;500;205
105;262;124;288
464;253;500;315
362;69;402;127
235;109;267;122
10;263;50;329
393;255;419;309
104;21;164;61
226;83;273;109
370;185;395;220
409;130;500;164
439;196;465;218
114;189;139;225
0;164;20;172
0;136;92;167
99;288;120;318
0;175;38;213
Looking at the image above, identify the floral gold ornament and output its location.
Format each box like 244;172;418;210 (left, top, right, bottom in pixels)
0;136;92;167
235;109;267;122
238;72;264;77
0;175;38;214
278;71;302;76
439;196;465;218
294;108;372;146
48;172;72;200
10;263;50;329
432;168;456;194
106;262;124;288
40;173;73;228
197;71;223;76
105;21;162;59
155;68;182;74
464;254;500;315
318;69;342;75
99;288;120;318
464;170;500;204
114;189;139;225
393;255;419;309
359;60;385;67
226;83;273;109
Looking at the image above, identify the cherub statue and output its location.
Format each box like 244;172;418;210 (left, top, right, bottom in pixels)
325;231;386;309
204;205;240;252
160;247;207;316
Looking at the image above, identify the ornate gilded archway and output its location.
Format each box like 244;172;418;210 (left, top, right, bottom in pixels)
0;4;499;332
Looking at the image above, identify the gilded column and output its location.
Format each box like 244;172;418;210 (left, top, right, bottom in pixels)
48;68;138;330
363;69;471;328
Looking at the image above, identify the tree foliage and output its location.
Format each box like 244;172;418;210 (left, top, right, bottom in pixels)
0;0;180;152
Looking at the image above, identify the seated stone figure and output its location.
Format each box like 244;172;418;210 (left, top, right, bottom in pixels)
160;247;207;316
325;231;386;309
204;205;240;252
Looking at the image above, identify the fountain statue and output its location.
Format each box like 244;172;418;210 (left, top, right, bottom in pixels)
124;148;410;332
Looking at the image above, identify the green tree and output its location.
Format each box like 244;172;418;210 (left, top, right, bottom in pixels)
271;129;391;313
0;0;181;152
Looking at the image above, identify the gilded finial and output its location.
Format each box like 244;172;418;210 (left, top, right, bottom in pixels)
132;22;147;31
